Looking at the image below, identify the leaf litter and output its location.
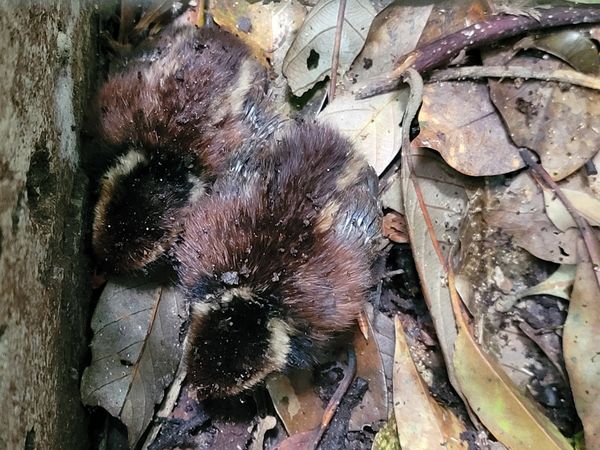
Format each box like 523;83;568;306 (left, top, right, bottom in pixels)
84;1;600;449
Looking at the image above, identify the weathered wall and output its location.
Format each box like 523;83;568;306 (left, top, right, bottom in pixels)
0;1;95;448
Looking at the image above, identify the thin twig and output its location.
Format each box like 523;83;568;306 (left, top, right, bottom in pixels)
520;148;600;289
329;0;347;101
429;65;600;91
196;0;206;27
311;347;357;449
379;68;423;195
358;5;600;99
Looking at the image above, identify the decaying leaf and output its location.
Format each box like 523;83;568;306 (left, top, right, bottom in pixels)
382;211;409;244
283;0;376;95
393;317;467;449
81;279;187;446
319;90;407;175
416;81;525;177
487;53;600;181
515;264;577;301
250;415;278;450
564;258;600;448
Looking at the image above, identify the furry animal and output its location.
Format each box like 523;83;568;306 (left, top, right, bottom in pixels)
175;121;381;397
91;23;276;273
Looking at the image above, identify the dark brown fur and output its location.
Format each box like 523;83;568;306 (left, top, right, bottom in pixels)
176;121;381;397
92;24;276;273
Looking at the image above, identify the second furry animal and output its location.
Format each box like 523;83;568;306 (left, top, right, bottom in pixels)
176;121;382;398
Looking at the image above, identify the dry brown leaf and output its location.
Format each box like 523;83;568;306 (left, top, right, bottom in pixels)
449;274;573;450
382;211;409;244
319;90;407;175
349;2;433;76
416;81;525;177
283;0;376;95
486;53;600;181
81;279;187;447
484;172;581;264
401;146;480;390
266;369;324;435
564;258;600;448
393;317;467;450
349;312;388;430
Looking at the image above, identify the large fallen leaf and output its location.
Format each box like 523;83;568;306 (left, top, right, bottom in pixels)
401;146;480;390
416;81;525;177
81;279;187;446
450;280;573;450
487;53;600;181
372;414;401;450
283;0;375;95
564;259;600;448
319;90;407;175
484;171;581;264
393;316;467;450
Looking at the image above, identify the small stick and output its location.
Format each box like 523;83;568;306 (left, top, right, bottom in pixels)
428;65;600;91
311;347;357;449
358;6;600;99
329;0;347;101
520;148;600;289
196;0;206;27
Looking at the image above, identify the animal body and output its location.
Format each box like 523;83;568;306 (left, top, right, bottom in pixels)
175;121;382;397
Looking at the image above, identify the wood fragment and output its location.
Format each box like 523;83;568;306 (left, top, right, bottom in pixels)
428;65;600;91
329;0;347;100
358;6;600;99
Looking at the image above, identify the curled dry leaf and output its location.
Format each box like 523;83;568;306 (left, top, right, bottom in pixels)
81;279;187;447
319;90;407;175
393;316;467;450
415;81;525;177
486;53;600;181
283;0;376;96
382;211;409;244
563;258;600;448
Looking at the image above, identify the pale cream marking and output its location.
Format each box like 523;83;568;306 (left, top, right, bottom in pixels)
335;155;363;191
315;200;341;234
92;150;147;241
